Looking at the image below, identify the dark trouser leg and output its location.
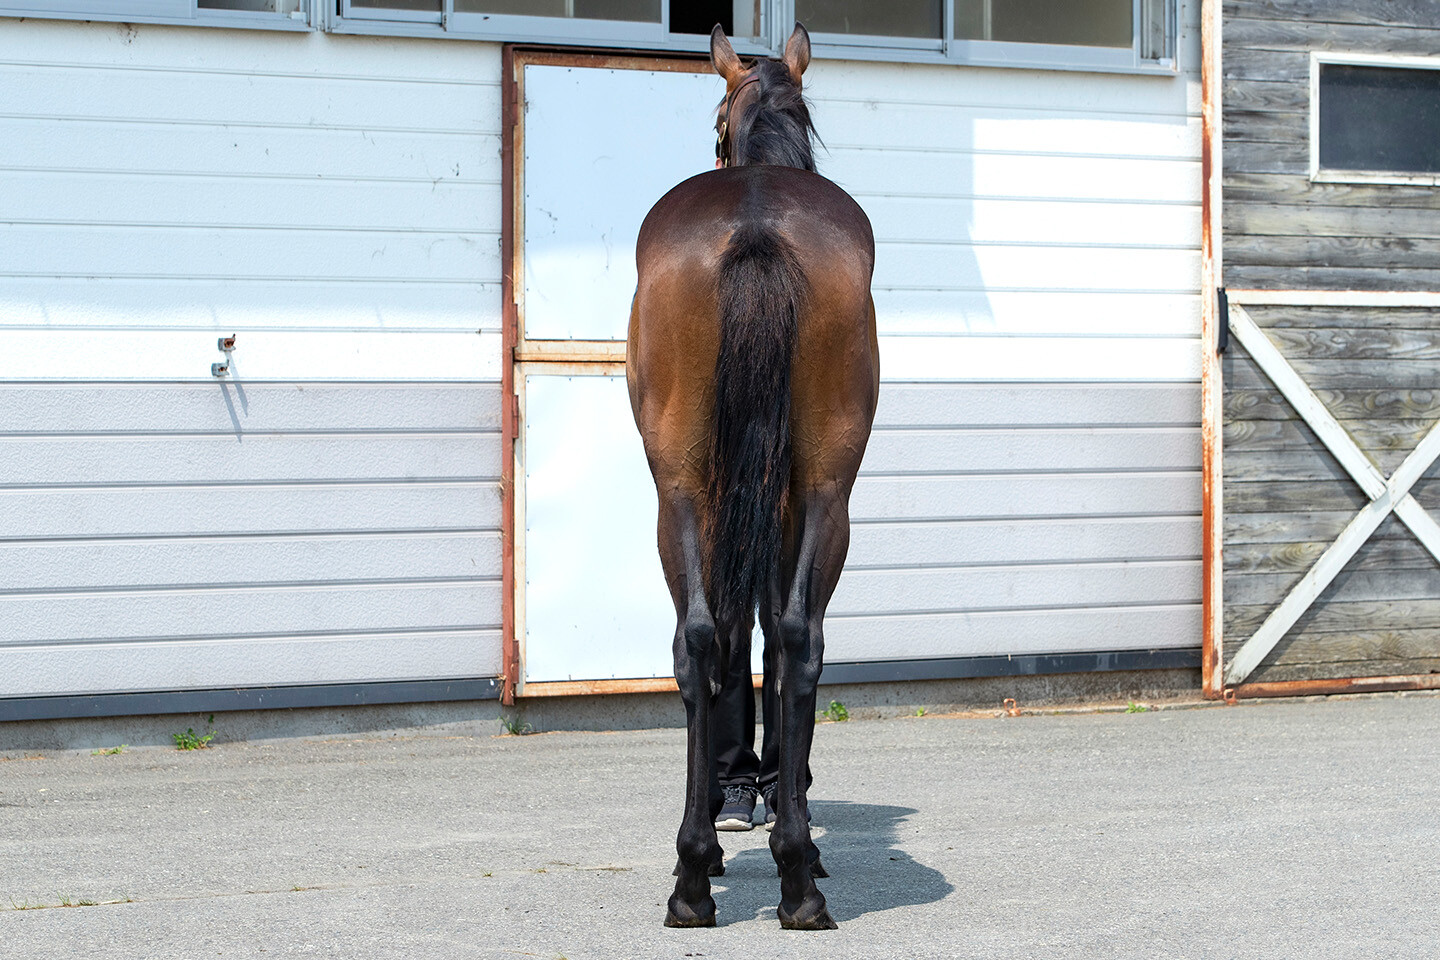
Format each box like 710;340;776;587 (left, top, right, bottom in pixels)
713;623;759;791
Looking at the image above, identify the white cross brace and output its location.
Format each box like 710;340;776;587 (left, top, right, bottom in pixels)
1224;302;1440;686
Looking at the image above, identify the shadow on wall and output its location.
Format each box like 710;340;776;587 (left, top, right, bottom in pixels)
712;800;954;925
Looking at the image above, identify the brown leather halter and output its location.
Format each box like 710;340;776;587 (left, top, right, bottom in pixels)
715;73;762;167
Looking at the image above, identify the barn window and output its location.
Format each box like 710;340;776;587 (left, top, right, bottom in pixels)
334;0;1176;74
1313;55;1440;185
0;0;309;27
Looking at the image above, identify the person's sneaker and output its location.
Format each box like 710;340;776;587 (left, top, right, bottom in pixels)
715;784;758;831
760;784;812;832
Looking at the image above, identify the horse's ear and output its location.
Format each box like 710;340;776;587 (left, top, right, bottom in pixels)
783;22;811;85
710;24;743;84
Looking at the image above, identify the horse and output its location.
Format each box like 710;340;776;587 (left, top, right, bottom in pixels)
625;23;879;930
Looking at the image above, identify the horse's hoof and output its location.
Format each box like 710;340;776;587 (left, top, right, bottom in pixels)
778;901;837;931
664;896;717;928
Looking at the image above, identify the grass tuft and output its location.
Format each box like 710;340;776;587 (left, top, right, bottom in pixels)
173;715;217;750
498;715;533;736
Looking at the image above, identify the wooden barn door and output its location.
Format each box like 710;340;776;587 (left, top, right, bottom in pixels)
1214;291;1440;698
1203;4;1440;699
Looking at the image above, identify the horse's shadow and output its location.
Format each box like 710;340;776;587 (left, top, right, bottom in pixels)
712;800;953;925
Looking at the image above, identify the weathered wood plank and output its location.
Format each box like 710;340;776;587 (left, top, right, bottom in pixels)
1223;140;1308;175
1226;388;1440;422
1224;478;1369;511
1225;16;1440;52
1225;510;1408;544
1258;327;1440;361
1243;306;1440;329
1224;172;1440;208
1226;597;1440;635
1222;47;1310;83
1225;529;1440;572
1223;108;1307;144
1226;235;1440;271
1224;0;1440;29
1225;448;1355;482
1222;78;1306;113
1242;655;1440;682
1227;417;1440;454
1223;264;1440;293
1228;205;1440;241
1227;566;1440;606
1268;629;1440;666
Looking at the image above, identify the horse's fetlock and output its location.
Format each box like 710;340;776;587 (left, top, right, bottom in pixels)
769;826;809;868
677;836;721;869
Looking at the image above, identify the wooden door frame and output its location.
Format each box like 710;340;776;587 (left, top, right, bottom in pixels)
498;46;763;703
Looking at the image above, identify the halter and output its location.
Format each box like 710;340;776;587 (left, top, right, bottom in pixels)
715;73;762;168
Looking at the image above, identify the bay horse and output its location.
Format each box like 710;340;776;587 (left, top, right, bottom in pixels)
626;23;879;930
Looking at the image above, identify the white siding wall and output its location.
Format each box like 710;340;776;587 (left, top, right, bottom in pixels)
808;2;1205;661
0;6;1205;698
0;20;505;698
0;18;503;377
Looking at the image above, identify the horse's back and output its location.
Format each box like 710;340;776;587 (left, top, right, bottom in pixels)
636;166;873;282
629;165;879;489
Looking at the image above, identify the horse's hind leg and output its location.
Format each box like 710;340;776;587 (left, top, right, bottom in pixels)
660;492;724;928
771;483;850;930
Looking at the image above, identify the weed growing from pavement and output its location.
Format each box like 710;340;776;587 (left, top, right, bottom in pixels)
57;895;97;907
818;700;849;723
1125;701;1150;714
91;745;126;756
915;707;927;717
173;715;217;750
498;715;533;736
8;894;132;911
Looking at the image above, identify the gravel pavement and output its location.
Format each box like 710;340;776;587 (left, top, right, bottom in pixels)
2;693;1438;959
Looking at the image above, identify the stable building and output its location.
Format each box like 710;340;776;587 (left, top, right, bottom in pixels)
1203;0;1440;697
0;0;1206;723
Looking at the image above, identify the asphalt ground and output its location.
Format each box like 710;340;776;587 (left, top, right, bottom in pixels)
2;693;1437;959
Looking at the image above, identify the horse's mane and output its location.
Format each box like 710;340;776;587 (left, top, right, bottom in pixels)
730;59;820;171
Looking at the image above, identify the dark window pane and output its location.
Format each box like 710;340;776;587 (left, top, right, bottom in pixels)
352;0;438;9
797;0;941;38
670;1;726;34
453;0;660;19
956;0;1131;48
1319;64;1440;174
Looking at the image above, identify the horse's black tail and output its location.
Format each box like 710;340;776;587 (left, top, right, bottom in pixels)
705;221;806;628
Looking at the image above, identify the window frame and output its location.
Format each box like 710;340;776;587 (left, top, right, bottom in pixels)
329;0;1179;76
1309;51;1440;188
0;0;313;30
